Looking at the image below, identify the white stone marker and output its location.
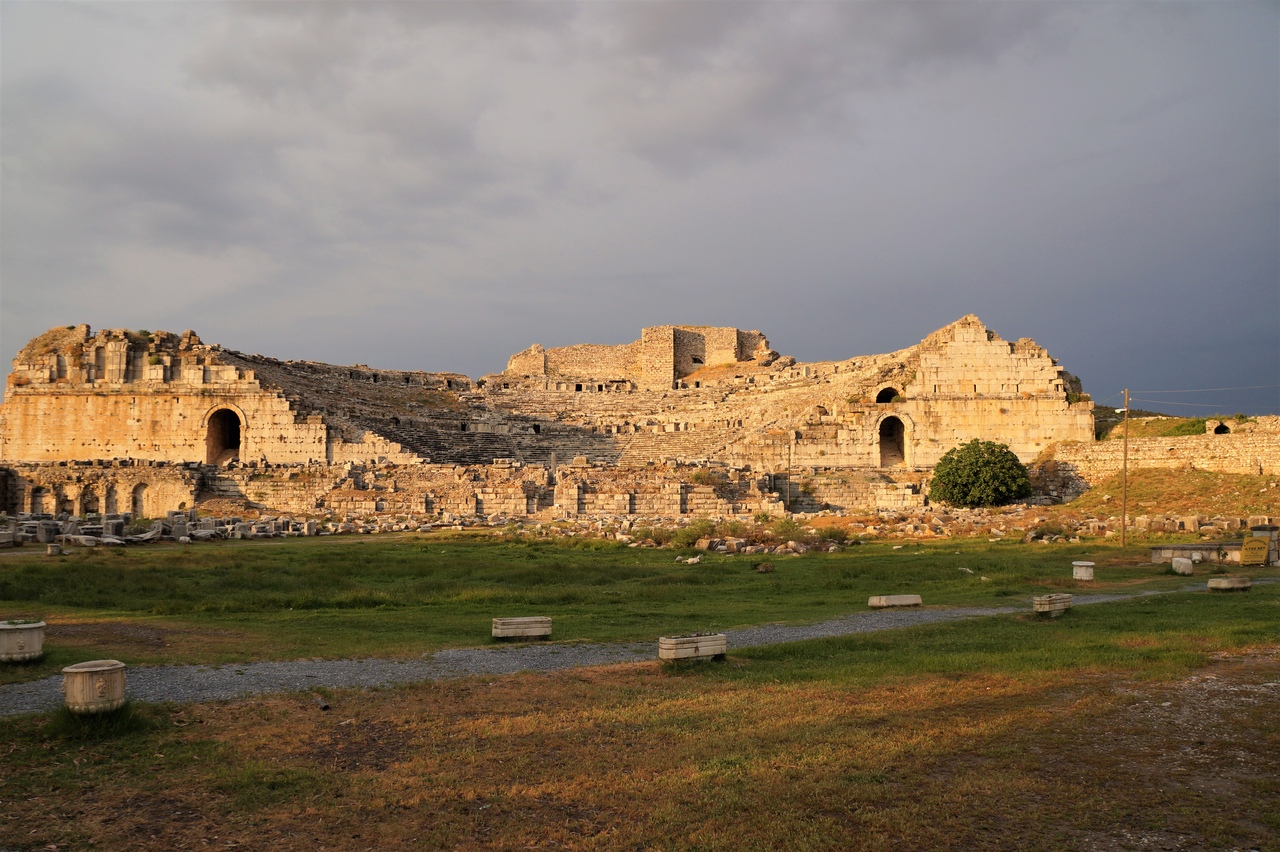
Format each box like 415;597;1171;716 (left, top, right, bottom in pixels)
658;634;728;660
1207;577;1252;592
492;616;553;639
868;594;923;608
1072;561;1095;581
1171;557;1194;576
1033;593;1073;617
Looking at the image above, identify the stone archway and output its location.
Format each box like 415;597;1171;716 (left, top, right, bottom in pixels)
879;416;906;467
1214;423;1230;434
80;488;100;516
206;408;243;466
131;483;148;519
30;486;48;514
104;484;118;515
876;387;901;403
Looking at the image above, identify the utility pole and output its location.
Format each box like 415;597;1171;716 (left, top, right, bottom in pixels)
1121;388;1129;548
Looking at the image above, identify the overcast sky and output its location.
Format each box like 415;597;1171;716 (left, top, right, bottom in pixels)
3;2;1277;415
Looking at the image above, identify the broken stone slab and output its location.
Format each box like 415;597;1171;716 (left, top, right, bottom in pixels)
491;616;552;639
1033;593;1073;617
868;594;923;609
1170;557;1194;576
1207;577;1251;592
658;633;727;660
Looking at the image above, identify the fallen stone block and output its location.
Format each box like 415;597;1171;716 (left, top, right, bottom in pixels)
1171;557;1194;576
1033;593;1073;618
492;616;552;639
658;633;727;660
1207;577;1251;592
868;594;922;608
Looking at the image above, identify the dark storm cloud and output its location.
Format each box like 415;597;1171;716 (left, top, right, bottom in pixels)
2;1;1276;414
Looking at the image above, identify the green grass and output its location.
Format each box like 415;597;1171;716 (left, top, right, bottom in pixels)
1;534;1273;683
1;586;1276;850
722;583;1280;686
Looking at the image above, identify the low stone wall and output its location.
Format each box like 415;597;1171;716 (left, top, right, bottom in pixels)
1049;432;1280;486
3;461;201;518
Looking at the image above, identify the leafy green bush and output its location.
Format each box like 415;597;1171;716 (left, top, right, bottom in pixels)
672;519;716;548
688;468;721;487
770;517;806;542
929;440;1032;508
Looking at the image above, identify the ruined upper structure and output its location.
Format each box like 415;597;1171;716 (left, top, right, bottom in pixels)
0;315;1093;474
499;326;781;392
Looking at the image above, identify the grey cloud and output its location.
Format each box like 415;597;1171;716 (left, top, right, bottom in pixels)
2;1;1276;416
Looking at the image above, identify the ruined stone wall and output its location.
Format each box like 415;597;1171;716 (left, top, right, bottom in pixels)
1050;432;1280;483
3;461;200;518
543;341;641;381
506;344;546;377
640;326;677;390
0;388;330;466
890;398;1095;466
915;318;1073;397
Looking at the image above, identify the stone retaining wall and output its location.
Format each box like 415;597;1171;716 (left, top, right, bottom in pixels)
1050;432;1280;484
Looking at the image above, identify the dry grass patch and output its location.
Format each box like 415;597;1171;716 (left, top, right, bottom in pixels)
1062;468;1280;519
5;648;1277;850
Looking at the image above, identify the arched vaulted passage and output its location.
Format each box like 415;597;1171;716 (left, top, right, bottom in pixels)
876;387;901;403
879;416;906;467
1214;423;1230;434
132;483;148;519
206;408;243;466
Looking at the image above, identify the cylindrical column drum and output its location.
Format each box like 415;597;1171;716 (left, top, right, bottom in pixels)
1072;561;1095;581
62;660;127;714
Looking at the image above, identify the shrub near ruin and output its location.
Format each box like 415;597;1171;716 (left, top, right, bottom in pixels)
928;439;1032;508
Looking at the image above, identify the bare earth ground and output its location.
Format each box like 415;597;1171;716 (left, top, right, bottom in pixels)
3;647;1276;851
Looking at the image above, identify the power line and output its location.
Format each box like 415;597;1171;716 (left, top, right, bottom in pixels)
1128;398;1259;409
1132;384;1280;394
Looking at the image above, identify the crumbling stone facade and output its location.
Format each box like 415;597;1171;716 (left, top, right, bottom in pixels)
1;315;1102;519
497;325;777;392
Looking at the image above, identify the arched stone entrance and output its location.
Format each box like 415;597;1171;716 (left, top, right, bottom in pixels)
876;387;901;403
1213;423;1230;434
879;416;906;467
30;487;48;514
131;483;148;519
206;408;243;466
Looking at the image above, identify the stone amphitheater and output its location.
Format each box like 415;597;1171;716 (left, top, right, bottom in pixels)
0;317;1100;521
0;315;1119;522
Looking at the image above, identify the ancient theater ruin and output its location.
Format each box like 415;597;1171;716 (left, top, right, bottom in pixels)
0;316;1096;520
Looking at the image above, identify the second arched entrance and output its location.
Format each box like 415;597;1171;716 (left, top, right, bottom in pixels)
879;416;906;467
206;408;243;466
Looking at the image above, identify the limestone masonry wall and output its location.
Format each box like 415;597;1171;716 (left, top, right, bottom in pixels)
1052;432;1280;483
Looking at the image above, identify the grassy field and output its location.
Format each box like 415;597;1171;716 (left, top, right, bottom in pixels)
1055;468;1280;519
1;579;1277;850
1;533;1258;684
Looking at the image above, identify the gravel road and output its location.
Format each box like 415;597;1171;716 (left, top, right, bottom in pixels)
0;585;1255;718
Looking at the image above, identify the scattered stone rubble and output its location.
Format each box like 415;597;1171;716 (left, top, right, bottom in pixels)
3;501;1270;552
